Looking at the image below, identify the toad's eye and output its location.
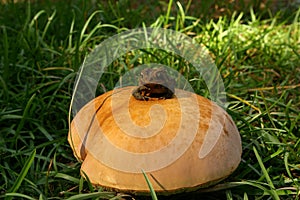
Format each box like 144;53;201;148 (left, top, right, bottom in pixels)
156;72;162;78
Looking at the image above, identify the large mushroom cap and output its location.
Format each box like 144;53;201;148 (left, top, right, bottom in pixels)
68;86;242;194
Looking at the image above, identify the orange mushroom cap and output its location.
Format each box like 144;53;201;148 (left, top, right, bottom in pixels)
68;86;242;194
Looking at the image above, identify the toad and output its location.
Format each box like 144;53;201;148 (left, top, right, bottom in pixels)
132;67;176;100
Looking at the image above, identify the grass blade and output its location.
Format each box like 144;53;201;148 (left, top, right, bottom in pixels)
14;93;36;140
54;173;80;184
4;193;36;200
2;26;9;83
142;169;158;200
8;149;36;193
66;192;116;200
164;0;173;27
79;10;101;44
253;146;280;200
41;10;56;41
68;11;76;50
29;10;46;28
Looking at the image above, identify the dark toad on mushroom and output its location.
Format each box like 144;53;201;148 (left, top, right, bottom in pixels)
132;67;176;100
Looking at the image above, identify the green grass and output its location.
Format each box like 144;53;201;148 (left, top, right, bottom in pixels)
0;0;300;199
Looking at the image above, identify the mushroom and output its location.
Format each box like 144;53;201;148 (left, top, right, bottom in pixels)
68;86;242;195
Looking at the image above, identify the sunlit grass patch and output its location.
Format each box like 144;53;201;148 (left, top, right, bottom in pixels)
0;0;299;199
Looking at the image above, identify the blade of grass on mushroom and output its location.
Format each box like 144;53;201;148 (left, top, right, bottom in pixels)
142;169;158;200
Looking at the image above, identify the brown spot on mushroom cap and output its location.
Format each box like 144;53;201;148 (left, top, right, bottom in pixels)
68;86;242;195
